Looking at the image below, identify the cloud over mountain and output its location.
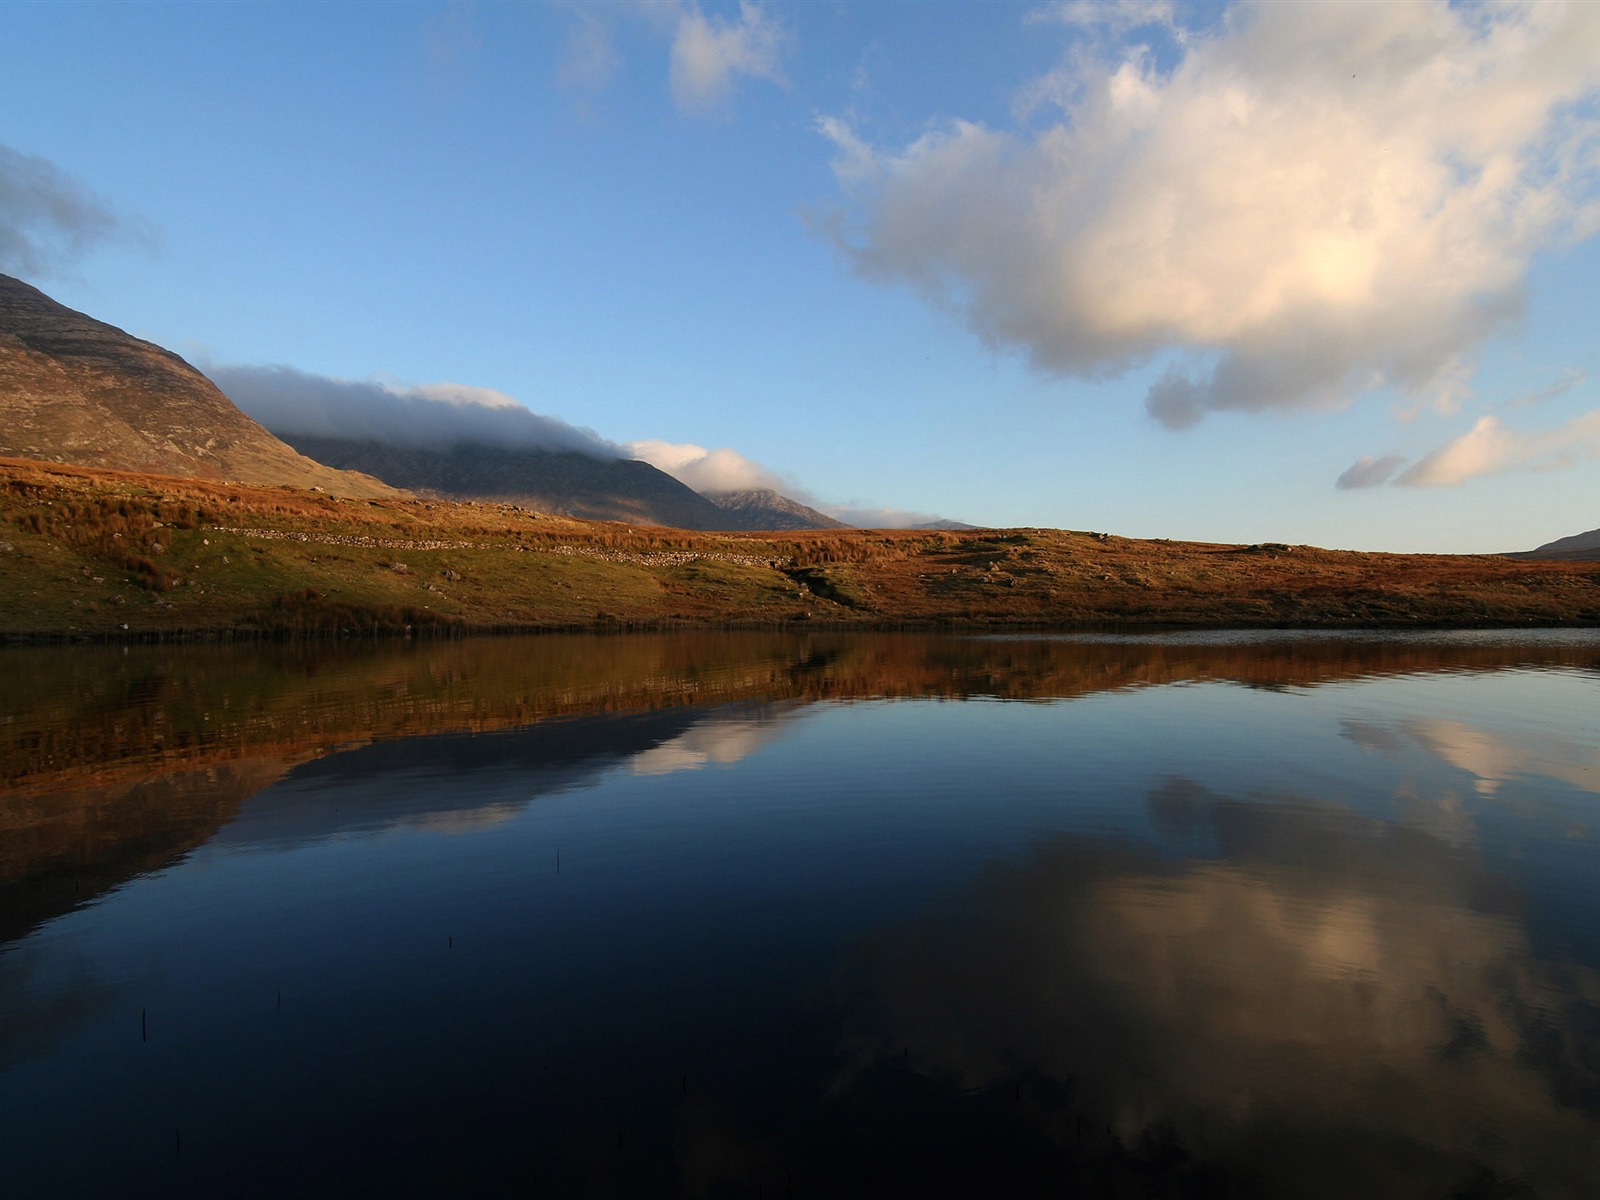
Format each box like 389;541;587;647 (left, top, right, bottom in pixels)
625;438;785;493
820;0;1600;428
824;505;960;530
208;364;621;457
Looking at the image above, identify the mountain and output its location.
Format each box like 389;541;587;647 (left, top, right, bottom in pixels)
1518;526;1600;560
269;440;854;531
913;519;979;531
703;488;849;531
275;435;736;528
0;274;395;496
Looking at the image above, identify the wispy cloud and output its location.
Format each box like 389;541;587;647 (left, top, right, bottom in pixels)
555;1;787;117
625;438;783;493
1508;368;1588;411
1338;406;1600;489
0;144;152;279
554;3;621;106
1395;410;1600;487
421;1;482;93
670;1;786;114
1335;454;1408;491
209;363;620;456
824;505;960;530
820;0;1600;428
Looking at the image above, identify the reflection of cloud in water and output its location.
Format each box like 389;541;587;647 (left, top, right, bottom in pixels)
628;704;800;777
401;803;521;836
1344;715;1600;798
850;782;1600;1197
213;704;795;851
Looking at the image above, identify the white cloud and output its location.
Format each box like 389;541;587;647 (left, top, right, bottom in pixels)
0;144;152;278
208;364;620;456
1394;409;1600;486
554;4;621;104
625;438;783;493
820;0;1600;428
670;1;786;114
1335;454;1408;490
1028;0;1180;38
557;1;786;117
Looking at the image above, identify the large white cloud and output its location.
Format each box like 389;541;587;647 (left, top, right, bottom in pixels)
820;0;1600;428
209;364;621;456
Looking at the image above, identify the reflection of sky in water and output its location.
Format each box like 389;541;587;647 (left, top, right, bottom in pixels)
2;657;1599;1196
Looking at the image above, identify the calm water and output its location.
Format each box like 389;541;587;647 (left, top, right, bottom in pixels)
3;630;1600;1197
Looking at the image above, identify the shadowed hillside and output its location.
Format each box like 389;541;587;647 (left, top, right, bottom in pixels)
278;435;735;529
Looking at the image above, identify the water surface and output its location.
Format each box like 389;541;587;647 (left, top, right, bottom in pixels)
3;631;1599;1197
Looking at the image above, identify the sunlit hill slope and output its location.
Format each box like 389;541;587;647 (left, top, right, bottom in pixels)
2;457;1598;639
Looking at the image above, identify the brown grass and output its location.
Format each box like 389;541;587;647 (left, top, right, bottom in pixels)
2;456;1598;639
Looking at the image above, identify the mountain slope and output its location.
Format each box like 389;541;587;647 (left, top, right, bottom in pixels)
1524;526;1600;559
703;488;849;531
276;435;737;528
0;274;396;497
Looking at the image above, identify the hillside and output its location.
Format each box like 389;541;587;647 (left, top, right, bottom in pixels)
0;274;396;497
1520;526;1600;561
275;435;735;529
2;458;1597;639
704;488;849;531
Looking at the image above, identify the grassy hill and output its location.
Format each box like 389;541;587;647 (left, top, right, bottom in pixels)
3;456;1599;639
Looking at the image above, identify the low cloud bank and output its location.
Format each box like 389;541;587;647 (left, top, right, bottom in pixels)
820;0;1600;428
825;505;959;530
209;364;621;457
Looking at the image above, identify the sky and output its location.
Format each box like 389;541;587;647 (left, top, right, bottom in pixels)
2;0;1598;552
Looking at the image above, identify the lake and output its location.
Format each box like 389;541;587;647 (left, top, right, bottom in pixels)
3;630;1599;1197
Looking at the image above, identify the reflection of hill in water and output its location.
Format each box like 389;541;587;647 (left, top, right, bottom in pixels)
210;704;786;852
10;632;1600;790
0;758;284;946
4;631;1598;945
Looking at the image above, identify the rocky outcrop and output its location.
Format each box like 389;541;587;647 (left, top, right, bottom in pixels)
0;274;396;496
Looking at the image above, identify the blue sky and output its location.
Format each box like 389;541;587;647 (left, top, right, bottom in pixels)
3;0;1598;551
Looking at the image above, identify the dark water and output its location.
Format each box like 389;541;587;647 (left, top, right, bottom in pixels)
3;631;1600;1198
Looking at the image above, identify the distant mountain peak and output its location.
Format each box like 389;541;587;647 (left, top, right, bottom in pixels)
702;488;849;531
